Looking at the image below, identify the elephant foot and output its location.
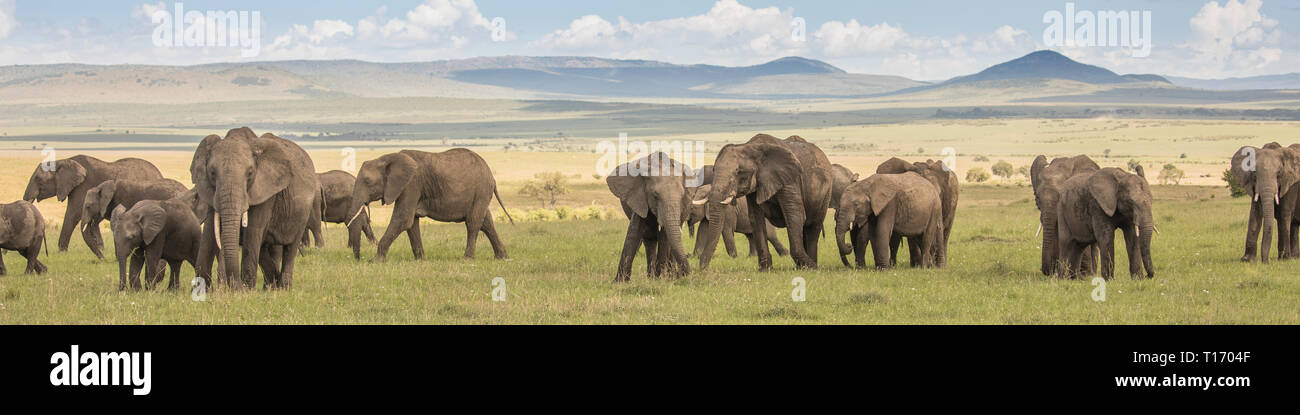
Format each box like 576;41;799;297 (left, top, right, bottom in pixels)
1240;253;1254;262
494;253;509;260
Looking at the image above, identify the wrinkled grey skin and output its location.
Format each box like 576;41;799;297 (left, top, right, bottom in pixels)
191;127;320;290
0;201;48;275
701;134;832;271
609;153;692;282
683;165;714;238
110;199;201;291
876;158;958;267
1057;167;1156;279
835;173;943;269
349;149;513;262
81;179;188;257
1230;143;1300;262
830;164;859;209
23;155;162;258
1030;154;1100;275
302;170;376;255
689;184;788;259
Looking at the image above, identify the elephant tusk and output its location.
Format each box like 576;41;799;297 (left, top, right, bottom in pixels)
1154;226;1161;235
1276;195;1281;205
347;204;367;226
691;198;708;206
1034;223;1041;237
241;211;248;227
720;195;734;205
1254;193;1259;202
213;212;222;250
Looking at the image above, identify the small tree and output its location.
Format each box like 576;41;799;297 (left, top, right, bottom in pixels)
1223;168;1247;197
991;160;1014;179
1103;148;1112;158
965;167;991;183
518;171;570;208
1016;165;1031;177
1157;164;1185;185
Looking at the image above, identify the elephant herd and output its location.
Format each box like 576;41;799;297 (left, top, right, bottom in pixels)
2;127;513;292
2;129;1294;289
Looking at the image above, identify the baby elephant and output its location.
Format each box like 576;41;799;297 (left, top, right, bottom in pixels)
81;179;189;259
110;199;201;291
689;184;788;259
1057;167;1156;279
834;172;944;269
0;201;48;275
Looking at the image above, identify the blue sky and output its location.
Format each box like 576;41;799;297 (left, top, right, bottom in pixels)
1;0;1295;79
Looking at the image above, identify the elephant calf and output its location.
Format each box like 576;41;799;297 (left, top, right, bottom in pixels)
303;170;377;257
834;173;944;269
0;201;48;275
1056;167;1156;279
110;199;202;291
609;153;692;282
82;178;189;259
689;184;788;259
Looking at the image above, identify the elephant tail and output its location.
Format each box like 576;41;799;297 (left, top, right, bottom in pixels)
42;226;49;257
494;186;515;225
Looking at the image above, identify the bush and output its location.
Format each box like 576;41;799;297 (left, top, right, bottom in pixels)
1127;159;1141;172
965;167;991;183
1158;164;1185;185
1223;168;1247;197
991;160;1014;179
973;155;990;162
518;171;570;208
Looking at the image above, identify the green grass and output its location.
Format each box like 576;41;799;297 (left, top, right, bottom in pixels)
1;185;1295;324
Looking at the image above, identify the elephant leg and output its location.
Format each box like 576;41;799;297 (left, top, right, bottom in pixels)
748;198;773;271
1092;224;1115;279
722;227;738;258
481;214;509;260
851;226;869;268
1243;201;1261;261
374;205;415;262
803;220;820;266
1278;200;1296;260
25;246;47;275
616;218;647;282
0;253;6;275
692;218;708;258
58;195;85;252
871;221;894;270
655;231;676;277
1078;244;1097;276
311;220;325;249
363;220;378;244
408;218;425;261
766;223;789;256
888;234;902;267
257;244;278;289
1060;240;1084;279
907;236;922;268
643;224;660;278
464;212;484;260
1290;219;1300;258
278;242;299;290
82;220;105;260
128;250;146;291
776;194;813;269
142;246;165;290
165;259;182;291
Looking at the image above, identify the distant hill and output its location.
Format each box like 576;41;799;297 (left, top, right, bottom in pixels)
943;50;1170;86
0;56;923;104
1167;73;1300;90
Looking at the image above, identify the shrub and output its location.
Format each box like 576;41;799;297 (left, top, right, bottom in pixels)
1223;168;1247;197
518;171;570;208
1158;164;1185;185
965;167;991;183
991;160;1014;179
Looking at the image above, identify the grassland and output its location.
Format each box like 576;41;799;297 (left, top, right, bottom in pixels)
1;115;1298;323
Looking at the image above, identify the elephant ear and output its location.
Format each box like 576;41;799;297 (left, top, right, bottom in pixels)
381;153;417;206
1230;146;1258;196
247;141;293;205
607;168;649;218
876;157;912;174
137;203;167;244
754;143;802;204
190;134;223;207
1281;146;1300;194
1087;171;1120;217
1030;155;1048;193
1133;164;1146;179
867;179;900;216
95;181;118;218
55;159;87;202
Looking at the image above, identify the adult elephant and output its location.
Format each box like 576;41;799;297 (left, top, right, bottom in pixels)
191;127;320;290
304;170;377;258
1030;154;1100;275
1230;143;1300;262
830;164;859;209
348;149;513;262
1056;167;1156;279
699;134;832;271
689;184;788;259
81;178;188;259
834;172;944;269
876;158;957;267
609;153;691;282
23;155;163;256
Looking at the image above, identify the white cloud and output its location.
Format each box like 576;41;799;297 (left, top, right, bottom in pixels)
357;0;512;44
0;0;18;39
815;20;908;55
531;0;805;65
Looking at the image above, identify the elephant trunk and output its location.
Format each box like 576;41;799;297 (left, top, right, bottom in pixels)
835;206;853;267
1040;209;1058;276
347;183;372;260
217;180;246;289
23;176;39;202
659;210;690;276
1138;209;1155;278
697;202;725;270
1258;180;1278;262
